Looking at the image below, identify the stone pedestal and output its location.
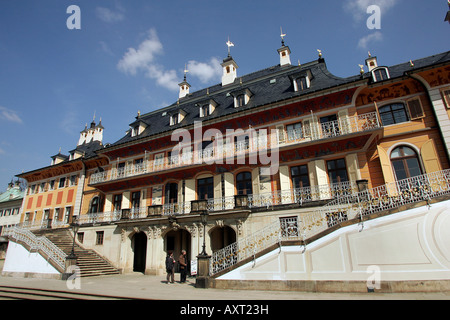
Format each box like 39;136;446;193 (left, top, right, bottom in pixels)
61;255;77;280
195;254;211;289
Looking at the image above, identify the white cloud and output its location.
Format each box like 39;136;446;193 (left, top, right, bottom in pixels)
358;31;383;49
117;28;163;75
118;29;225;91
187;58;222;84
96;6;125;23
117;29;179;91
344;0;400;21
0;106;23;124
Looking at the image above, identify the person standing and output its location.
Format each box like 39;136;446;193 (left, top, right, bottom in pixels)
165;251;175;284
178;250;187;283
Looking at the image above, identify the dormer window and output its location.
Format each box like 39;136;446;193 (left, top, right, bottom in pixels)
200;105;210;117
130;121;147;137
372;67;390;82
170;113;179;125
236;94;245;108
290;71;312;93
230;88;252;108
132;125;140;137
197;99;217;118
295;76;309;91
169;109;186;126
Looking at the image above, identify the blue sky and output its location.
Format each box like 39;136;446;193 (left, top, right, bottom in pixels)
0;0;449;190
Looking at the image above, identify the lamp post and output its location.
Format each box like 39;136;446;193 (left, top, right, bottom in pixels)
196;210;210;288
62;219;80;280
200;211;209;256
68;219;80;259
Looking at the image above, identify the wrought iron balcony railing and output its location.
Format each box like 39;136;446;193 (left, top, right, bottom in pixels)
89;112;380;185
209;169;450;275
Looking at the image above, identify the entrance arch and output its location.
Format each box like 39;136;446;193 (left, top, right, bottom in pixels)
164;229;191;272
132;232;147;273
210;225;237;253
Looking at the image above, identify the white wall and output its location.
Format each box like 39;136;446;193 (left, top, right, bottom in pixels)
2;242;60;278
220;200;450;282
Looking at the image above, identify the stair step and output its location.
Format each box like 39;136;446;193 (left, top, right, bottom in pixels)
31;229;121;278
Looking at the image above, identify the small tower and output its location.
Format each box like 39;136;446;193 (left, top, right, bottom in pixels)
178;64;191;99
365;51;378;72
77;115;103;146
221;37;238;86
277;28;291;67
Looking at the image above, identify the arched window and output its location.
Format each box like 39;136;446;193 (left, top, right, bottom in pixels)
89;196;100;213
236;94;245;107
379;103;409;126
236;171;252;195
390;146;423;180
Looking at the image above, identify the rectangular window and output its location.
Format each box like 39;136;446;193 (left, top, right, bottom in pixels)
290;165;310;189
197;177;214;200
113;194;122;212
77;232;84;244
64;207;72;223
70;175;77;186
131;191;141;209
441;88;450;109
54;208;60;221
49;180;55;190
407;98;424;120
96;231;104;245
153;153;165;169
58;177;66;189
327;159;349;184
286;122;302;141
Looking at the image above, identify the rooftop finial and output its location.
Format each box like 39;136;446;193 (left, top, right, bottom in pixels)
183;63;189;81
226;36;234;57
280;27;286;46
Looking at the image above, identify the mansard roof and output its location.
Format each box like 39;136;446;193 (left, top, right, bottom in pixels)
105;51;450;150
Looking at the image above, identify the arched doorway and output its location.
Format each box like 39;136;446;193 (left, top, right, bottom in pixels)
165;229;191;273
210;226;237;253
132;232;147;273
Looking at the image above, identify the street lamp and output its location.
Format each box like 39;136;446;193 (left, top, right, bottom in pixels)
199;211;209;256
68;219;80;259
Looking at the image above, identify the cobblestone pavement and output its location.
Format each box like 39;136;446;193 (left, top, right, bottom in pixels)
0;272;448;300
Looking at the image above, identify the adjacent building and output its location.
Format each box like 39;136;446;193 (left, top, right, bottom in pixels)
0;180;25;258
15;119;107;230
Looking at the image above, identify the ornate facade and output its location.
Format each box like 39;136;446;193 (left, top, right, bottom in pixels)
9;42;450;276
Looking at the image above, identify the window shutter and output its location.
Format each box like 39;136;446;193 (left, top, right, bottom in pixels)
407;98;424;120
421;139;442;174
376;146;397;196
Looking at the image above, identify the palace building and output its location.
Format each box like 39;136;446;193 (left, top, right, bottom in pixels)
2;38;450;286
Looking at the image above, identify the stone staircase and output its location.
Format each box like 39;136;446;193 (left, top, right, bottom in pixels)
32;229;120;277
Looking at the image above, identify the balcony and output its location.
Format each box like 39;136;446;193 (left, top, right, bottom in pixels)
72;181;359;226
89;112;381;185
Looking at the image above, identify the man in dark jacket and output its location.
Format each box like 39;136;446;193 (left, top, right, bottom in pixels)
178;250;187;283
165;251;175;284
